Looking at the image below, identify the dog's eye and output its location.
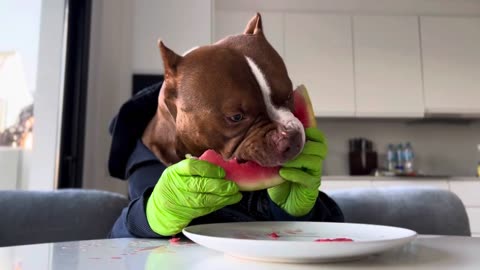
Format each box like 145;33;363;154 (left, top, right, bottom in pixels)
285;92;294;106
229;114;244;122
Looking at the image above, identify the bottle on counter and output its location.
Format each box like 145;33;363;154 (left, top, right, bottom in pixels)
395;143;405;174
403;142;415;175
386;144;396;172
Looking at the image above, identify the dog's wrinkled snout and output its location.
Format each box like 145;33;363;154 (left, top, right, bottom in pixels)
272;127;303;162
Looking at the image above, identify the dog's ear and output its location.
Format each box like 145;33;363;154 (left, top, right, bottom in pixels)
157;40;180;119
244;12;263;35
158;40;182;78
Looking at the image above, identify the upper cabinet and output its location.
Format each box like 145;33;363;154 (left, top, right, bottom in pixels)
285;14;355;117
212;7;480;118
353;16;424;117
214;11;284;57
420;17;480;115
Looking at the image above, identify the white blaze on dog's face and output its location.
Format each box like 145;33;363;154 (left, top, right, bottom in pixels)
245;57;304;137
245;56;305;151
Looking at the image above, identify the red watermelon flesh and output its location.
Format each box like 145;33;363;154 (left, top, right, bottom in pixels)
199;150;283;191
292;84;317;129
198;85;316;191
314;238;353;242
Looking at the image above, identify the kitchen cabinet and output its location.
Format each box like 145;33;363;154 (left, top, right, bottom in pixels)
420;17;480;115
285;13;355;117
353;16;424;117
449;181;480;207
467;208;480;237
214;11;284;57
213;10;480;118
449;181;480;235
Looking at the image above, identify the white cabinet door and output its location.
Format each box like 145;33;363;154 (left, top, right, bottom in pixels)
353;16;424;117
214;11;284;57
420;17;480;115
285;13;355;117
449;181;480;207
466;208;480;234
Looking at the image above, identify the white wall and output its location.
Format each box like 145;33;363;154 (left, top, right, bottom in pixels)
84;0;213;194
82;0;133;194
132;0;213;73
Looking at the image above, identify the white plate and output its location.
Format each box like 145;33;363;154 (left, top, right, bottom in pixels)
183;221;417;263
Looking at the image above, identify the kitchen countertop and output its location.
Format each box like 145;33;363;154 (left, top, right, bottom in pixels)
323;175;479;181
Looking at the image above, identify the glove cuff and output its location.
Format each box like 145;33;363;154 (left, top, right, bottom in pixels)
146;195;186;236
268;194;316;220
293;189;319;217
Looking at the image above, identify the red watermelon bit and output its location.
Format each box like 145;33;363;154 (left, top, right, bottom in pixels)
314;237;353;242
292;84;316;129
169;237;181;244
267;232;280;239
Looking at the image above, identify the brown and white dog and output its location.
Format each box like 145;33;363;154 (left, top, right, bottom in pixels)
142;13;305;168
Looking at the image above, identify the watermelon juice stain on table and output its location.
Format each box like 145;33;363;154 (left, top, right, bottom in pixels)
57;238;200;264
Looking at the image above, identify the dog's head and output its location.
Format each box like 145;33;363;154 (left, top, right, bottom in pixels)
148;13;305;167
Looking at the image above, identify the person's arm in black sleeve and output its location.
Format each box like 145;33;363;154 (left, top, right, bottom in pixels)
108;140;169;239
109;164;169;238
238;189;344;223
107;82;165;238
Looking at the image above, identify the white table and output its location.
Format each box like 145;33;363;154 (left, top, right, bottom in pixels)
1;236;479;269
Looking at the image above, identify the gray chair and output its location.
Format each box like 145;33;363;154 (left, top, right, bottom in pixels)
0;189;128;247
0;186;471;248
327;187;471;236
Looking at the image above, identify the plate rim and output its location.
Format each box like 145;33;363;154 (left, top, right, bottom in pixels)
182;221;418;244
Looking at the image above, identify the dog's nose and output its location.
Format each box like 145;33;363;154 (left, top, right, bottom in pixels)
273;129;303;161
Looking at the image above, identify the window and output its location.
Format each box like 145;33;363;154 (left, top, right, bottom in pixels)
0;0;67;190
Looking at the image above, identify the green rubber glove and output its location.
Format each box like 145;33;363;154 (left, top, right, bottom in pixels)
267;128;327;217
146;158;242;236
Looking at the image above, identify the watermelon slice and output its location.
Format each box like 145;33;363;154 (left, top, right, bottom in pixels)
292;84;317;128
198;84;316;191
199;150;283;191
